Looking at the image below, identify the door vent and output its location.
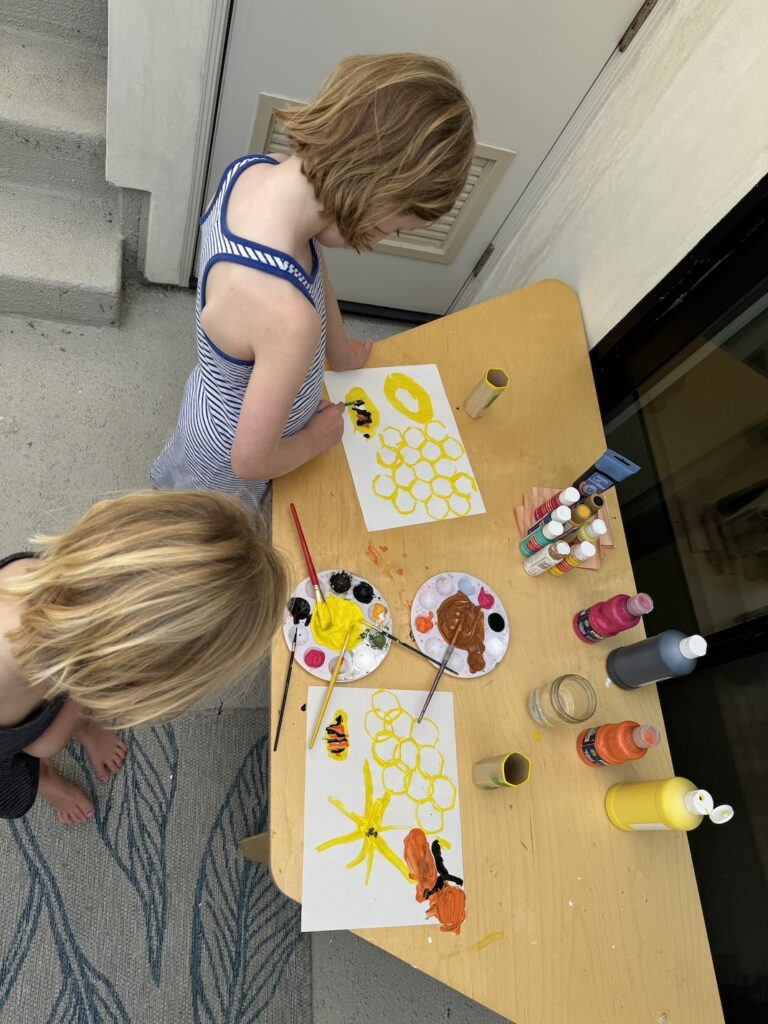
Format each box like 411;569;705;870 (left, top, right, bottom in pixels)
250;93;515;264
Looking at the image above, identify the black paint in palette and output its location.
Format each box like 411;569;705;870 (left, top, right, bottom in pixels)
329;571;352;594
352;581;374;604
287;597;311;624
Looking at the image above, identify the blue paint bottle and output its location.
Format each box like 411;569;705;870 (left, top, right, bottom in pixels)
572;450;640;497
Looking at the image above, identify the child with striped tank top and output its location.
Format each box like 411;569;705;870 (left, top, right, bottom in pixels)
151;53;475;511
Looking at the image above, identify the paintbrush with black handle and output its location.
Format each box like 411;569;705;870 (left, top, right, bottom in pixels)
417;619;464;724
274;598;309;752
273;627;297;752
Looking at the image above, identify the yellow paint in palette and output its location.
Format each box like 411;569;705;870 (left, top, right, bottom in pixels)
310;594;364;652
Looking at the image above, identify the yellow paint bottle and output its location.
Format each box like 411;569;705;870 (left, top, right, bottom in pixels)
605;777;714;832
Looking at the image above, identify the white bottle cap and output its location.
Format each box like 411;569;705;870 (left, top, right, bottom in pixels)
552;541;571;557
709;804;734;825
626;593;654;616
679;634;707;660
551;506;572;524
631;724;660;749
561;487;581;506
573;541;596;562
586;519;608;537
683;789;714;816
543;521;565;539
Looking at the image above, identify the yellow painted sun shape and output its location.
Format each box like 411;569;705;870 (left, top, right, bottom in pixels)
316;760;411;885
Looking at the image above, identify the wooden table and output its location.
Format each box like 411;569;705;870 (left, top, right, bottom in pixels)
263;281;723;1023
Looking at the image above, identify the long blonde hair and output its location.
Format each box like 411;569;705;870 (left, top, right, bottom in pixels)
1;491;288;728
275;53;476;250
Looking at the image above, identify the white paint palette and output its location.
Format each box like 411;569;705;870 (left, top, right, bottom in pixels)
283;569;392;682
410;572;509;679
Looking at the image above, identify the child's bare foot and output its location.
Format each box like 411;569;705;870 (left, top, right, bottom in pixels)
38;760;95;825
75;720;128;783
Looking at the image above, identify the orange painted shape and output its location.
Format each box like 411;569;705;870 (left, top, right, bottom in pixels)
403;827;437;902
324;710;350;761
426;885;467;935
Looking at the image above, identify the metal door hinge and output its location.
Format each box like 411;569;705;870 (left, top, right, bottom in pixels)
472;243;494;278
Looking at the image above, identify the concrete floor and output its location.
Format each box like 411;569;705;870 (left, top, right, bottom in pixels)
0;281;510;1024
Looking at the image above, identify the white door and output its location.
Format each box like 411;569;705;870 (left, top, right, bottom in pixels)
207;0;640;314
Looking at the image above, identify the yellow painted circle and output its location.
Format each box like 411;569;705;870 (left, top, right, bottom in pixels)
383;372;434;425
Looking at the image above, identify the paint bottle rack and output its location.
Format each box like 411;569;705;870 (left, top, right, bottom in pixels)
514;486;615;571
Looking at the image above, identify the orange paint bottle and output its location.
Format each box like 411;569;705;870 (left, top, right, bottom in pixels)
577;721;660;767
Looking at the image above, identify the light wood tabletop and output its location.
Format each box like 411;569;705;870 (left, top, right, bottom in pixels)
267;281;723;1024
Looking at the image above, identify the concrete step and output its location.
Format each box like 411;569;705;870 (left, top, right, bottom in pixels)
0;0;107;54
0;184;122;325
0;27;113;198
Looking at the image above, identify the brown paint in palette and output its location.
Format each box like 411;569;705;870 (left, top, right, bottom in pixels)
436;592;486;673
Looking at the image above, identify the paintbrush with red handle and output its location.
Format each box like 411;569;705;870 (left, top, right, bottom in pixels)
289;502;331;628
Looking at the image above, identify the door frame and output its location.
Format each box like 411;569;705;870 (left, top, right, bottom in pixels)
105;0;232;285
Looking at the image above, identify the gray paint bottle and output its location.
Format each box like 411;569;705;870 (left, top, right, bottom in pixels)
606;631;707;689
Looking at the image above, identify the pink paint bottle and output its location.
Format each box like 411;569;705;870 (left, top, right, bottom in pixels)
573;593;654;644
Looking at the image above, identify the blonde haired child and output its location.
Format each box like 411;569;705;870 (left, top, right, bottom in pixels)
0;491;287;824
151;52;475;509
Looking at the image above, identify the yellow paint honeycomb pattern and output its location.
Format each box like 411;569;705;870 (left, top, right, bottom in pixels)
371;373;478;521
365;690;457;836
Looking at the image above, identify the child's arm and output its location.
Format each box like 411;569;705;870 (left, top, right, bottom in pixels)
23;697;82;758
230;298;344;481
321;255;373;372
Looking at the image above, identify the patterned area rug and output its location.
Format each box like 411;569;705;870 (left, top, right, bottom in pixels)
0;710;310;1023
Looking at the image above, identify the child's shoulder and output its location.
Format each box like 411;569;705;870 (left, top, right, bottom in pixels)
201;258;320;362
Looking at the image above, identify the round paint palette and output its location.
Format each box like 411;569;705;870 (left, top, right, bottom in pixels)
283;569;392;682
410;572;509;678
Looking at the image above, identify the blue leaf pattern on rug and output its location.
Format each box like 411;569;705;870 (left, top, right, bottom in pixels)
1;819;130;1023
190;735;303;1024
0;865;43;1010
69;725;179;984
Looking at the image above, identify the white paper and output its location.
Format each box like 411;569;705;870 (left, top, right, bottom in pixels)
301;686;463;932
325;365;485;532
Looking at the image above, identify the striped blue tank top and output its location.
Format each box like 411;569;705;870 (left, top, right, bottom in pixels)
150;154;327;510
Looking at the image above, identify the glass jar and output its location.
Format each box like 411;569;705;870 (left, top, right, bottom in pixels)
527;674;597;727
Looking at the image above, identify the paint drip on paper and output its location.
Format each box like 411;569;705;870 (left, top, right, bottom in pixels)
301;687;463;932
326;365;485;532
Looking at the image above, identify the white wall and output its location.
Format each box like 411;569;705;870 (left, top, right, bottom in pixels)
454;0;768;347
105;0;228;284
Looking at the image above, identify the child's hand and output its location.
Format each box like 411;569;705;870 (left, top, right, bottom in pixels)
329;337;373;371
309;400;345;453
